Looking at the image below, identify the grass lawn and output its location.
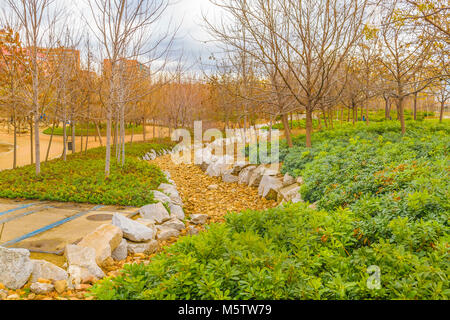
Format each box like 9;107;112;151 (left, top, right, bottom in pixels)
43;123;144;137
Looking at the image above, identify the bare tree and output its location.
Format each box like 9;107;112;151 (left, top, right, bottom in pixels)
4;0;64;175
206;0;372;147
85;0;176;176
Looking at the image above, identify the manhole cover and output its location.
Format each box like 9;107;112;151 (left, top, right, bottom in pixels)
86;214;113;221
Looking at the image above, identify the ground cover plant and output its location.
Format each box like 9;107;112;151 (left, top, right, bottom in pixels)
89;203;448;300
0;139;175;207
89;121;449;300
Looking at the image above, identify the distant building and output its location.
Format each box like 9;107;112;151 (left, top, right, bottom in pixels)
102;58;150;80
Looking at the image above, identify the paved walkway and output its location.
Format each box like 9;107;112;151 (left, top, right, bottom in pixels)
0;199;137;256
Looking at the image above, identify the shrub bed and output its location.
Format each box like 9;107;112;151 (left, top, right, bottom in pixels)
89;121;449;300
89;203;448;300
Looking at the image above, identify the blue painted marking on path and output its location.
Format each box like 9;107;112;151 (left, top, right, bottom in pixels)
0;203;38;217
0;206;53;224
1;205;105;247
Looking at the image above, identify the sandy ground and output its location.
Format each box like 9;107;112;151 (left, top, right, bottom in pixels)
0;125;170;171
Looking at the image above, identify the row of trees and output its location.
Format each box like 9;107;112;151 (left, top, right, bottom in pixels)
0;0;448;177
203;0;449;147
0;0;201;176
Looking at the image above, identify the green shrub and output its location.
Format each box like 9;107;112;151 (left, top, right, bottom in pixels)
89;203;449;300
88;121;449;300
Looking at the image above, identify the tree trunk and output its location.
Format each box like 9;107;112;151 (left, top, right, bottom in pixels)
71;120;76;154
282;113;293;148
142;117;146;142
34;114;40;175
352;104;356;126
13;116;17;169
63;118;67;161
397;96;406;135
439;101;444;123
95;122;103;146
413;93;418;121
385;97;390;120
45;121;56;162
305;108;313;148
105;110;112;178
30;121;34;165
365;105;370;125
153;119;156;140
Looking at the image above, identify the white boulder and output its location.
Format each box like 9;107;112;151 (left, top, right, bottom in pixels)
278;184;301;203
30;260;68;283
169;204;185;220
162;218;185;231
65;245;105;282
127;240;158;255
30;282;54;295
0;247;33;290
111;239;128;261
156;226;180;241
190;214;208;225
139;203;171;224
238;166;257;185
283;173;296;187
78;224;123;267
112;213;155;242
258;176;283;200
152;190;172;205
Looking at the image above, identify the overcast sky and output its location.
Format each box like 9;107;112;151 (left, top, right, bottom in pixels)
63;0;221;73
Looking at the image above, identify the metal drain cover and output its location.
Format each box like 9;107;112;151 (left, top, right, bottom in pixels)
86;214;113;221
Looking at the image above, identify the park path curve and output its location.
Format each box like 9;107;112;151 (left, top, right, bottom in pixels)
151;154;278;224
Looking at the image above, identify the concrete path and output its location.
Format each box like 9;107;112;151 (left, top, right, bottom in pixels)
0;199;137;254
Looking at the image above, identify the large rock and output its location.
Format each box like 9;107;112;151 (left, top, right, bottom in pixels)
169;204;185;220
65;245;105;281
222;171;239;183
248;165;266;187
136;218;156;228
278;184;301;203
0;247;33;290
190;214;208;225
152;190;172;205
163;170;171;180
111;239;128;261
232;162;249;175
200;162;210;172
30;260;68;283
139;203;170;224
238;166;257;185
206;163;230;177
112;213;155;242
162;218;185;231
78;224;123;267
187;226;199;236
296;176;304;185
127;240;158;255
158;184;183;206
156;226;180;241
283;173;296;187
258;176;282;200
30;282;54;294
